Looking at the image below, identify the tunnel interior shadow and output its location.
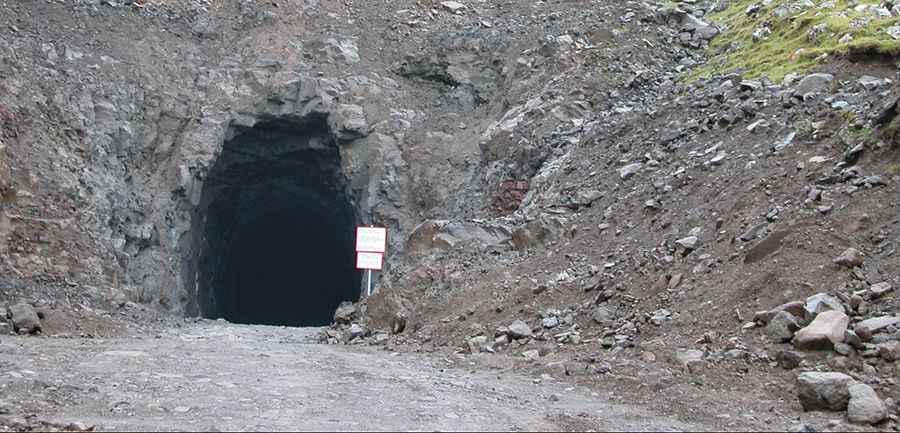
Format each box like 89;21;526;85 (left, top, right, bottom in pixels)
190;116;360;327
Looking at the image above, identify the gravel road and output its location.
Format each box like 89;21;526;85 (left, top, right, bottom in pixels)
0;322;705;432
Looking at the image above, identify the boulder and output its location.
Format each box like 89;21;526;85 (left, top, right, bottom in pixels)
878;341;900;361
854;316;900;341
619;163;642;180
794;73;834;98
541;316;559;329
869;282;894;299
673;349;705;373
440;1;466;12
349;323;369;340
766;311;801;343
7;303;41;335
675;236;699;250
833;248;864;268
333;302;357;324
796;372;853;411
680;14;719;40
591;306;612;324
506;320;533;340
467;335;488;354
776;350;804;370
804;293;845;318
755;301;805;325
793;310;848;350
847;383;887;425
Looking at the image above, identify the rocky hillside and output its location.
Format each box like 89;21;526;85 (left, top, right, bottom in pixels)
1;0;899;430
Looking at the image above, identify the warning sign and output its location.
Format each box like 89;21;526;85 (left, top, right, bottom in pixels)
356;252;383;270
356;227;387;253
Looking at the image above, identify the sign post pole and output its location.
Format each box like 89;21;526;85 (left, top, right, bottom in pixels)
367;269;372;297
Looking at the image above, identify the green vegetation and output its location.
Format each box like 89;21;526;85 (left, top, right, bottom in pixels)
690;0;900;81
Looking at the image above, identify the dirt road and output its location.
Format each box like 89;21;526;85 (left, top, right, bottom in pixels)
0;321;711;432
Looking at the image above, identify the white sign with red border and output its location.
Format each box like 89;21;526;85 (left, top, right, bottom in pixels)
356;226;387;253
356;252;383;271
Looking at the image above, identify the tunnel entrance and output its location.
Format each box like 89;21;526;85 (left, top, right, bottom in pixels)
190;116;361;327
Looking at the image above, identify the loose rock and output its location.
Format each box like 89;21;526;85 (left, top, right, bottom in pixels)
854;316;900;341
833;248;864;268
797;372;853;411
793;311;848;350
878;341;900;361
7;303;41;335
333;302;357;324
847;383;887;425
767;311;801;343
869;282;894;299
507;320;533;340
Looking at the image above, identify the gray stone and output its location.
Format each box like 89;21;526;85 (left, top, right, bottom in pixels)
858;76;886;91
372;333;390;345
833;343;852;356
322;38;360;64
797;371;853;411
467;335;488;354
804;293;845;318
854;316;900;341
328;104;369;140
793;310;848;350
869;282;894;299
542;316;560;329
767;311;801;343
673;349;705;373
845;330;864;349
507;320;533;340
847;383;887;425
619;163;642;180
680;14;719;40
650;309;672;326
756;301;806;325
349;323;369;340
592;306;612;324
795;73;834;98
333;302;357;324
833;248;864;268
7;303;41;335
878;341;900;361
440;1;466;12
776;350;804;370
675;236;699;250
522;349;540;360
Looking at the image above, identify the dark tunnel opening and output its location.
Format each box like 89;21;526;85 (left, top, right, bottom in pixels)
190;116;361;327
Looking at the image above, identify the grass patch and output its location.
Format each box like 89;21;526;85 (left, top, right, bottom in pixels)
689;0;900;82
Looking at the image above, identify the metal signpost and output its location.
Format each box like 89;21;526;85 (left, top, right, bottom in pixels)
355;226;387;297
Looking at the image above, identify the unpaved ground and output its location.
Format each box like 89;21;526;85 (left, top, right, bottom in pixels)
0;322;710;432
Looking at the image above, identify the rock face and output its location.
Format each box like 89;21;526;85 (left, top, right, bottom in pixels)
847;383;887;425
7;303;41;335
793;311;848;350
796;372;853;411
